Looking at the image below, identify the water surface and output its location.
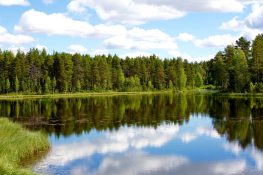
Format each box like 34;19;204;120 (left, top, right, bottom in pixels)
1;93;263;175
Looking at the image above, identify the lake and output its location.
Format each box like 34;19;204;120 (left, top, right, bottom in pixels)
1;93;263;175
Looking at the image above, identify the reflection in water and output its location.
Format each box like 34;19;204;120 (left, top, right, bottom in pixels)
0;93;263;175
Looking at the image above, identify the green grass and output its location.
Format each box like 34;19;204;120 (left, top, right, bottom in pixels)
0;91;176;100
0;89;218;100
214;92;263;98
0;118;50;175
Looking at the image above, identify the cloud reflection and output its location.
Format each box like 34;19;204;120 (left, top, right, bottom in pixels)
69;152;249;175
180;126;220;143
34;124;179;170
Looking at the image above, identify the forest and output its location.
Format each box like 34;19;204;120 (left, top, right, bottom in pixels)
0;34;263;94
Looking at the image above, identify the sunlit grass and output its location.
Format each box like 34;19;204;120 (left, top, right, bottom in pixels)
0;90;176;100
0;118;50;175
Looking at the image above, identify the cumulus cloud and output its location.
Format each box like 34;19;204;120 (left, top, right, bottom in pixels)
194;34;238;47
0;0;29;6
103;27;177;51
0;25;34;46
220;3;263;40
68;44;87;54
67;0;185;25
66;0;253;25
15;9;126;38
177;32;238;47
177;33;196;42
15;9;177;52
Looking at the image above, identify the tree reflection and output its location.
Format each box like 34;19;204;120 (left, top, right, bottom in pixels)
0;93;263;150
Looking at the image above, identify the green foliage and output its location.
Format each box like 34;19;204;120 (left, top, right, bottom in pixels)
76;80;81;92
252;34;263;83
5;79;10;93
208;34;263;93
44;76;51;93
0;118;49;175
0;49;206;94
15;76;19;93
1;33;263;94
195;73;203;87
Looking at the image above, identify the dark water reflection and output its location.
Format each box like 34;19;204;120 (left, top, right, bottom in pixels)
1;93;263;175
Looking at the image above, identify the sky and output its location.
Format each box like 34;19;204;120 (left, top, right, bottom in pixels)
0;0;263;62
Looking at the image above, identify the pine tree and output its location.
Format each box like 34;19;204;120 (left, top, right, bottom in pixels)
15;76;19;93
5;78;10;93
45;76;51;93
76;80;81;92
252;34;263;83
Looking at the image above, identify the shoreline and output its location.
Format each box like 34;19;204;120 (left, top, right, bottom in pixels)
0;118;50;175
0;90;180;100
3;90;263;100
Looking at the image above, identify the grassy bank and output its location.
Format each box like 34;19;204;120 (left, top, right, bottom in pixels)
0;90;218;100
0;118;50;175
0;91;176;100
214;92;263;98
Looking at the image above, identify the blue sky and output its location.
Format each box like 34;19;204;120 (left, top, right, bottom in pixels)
0;0;263;62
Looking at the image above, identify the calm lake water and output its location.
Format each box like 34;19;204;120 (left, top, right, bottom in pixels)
1;93;263;175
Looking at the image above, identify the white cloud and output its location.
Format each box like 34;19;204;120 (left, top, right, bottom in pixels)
15;9;179;57
66;0;251;25
67;0;185;25
35;44;48;51
0;25;34;46
15;9;126;38
8;45;28;55
68;44;87;54
121;51;152;58
90;49;109;56
168;50;193;60
0;0;29;6
177;33;196;42
194;34;238;47
176;32;238;48
220;3;263;40
246;3;263;29
168;50;213;62
103;27;177;51
220;16;244;31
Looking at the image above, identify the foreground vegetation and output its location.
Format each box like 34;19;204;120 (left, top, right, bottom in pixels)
0;34;263;94
0;118;49;175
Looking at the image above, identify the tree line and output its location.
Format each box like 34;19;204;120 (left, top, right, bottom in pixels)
0;34;263;94
0;49;204;94
208;34;263;92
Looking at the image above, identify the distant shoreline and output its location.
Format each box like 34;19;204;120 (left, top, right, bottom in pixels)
0;91;175;100
0;90;220;100
2;91;263;100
